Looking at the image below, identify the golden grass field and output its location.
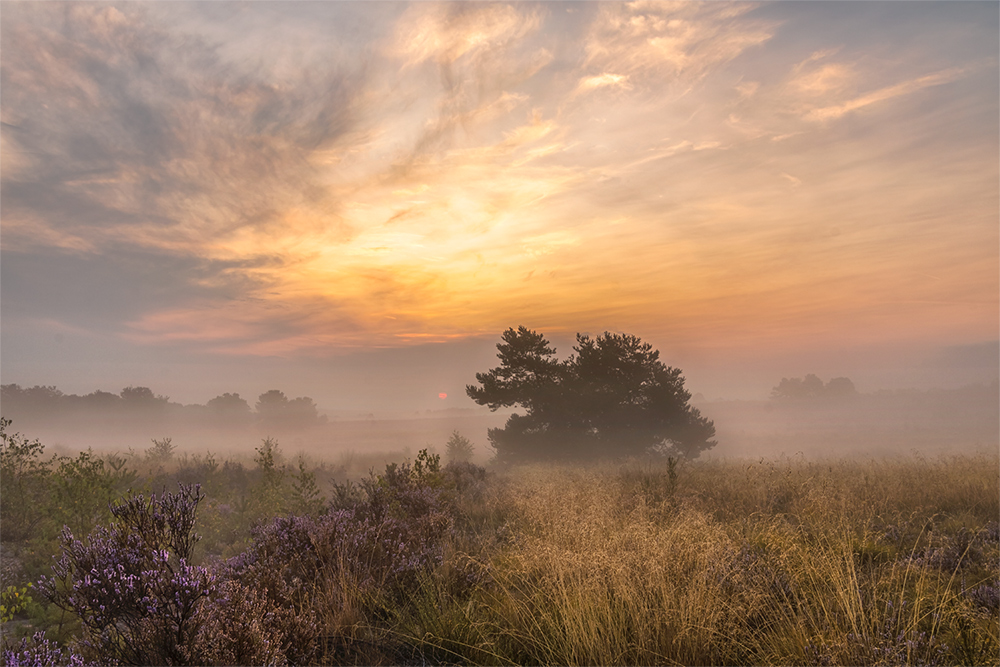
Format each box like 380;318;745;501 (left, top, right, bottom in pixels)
3;431;997;666
393;452;1000;666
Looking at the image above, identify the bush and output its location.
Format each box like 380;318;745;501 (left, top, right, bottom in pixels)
0;418;52;543
211;453;458;664
445;431;475;463
39;484;214;666
2;631;87;667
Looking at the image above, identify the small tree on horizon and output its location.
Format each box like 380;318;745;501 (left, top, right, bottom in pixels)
467;327;716;462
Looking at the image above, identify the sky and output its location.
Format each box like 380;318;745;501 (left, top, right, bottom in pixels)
2;1;998;413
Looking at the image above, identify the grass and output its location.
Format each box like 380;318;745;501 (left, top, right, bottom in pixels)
401;451;999;665
5;444;997;665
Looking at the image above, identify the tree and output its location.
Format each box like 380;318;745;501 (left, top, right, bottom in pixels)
289;456;325;516
0;385;64;419
255;390;322;431
771;374;858;400
467;327;716;461
445;431;475;463
79;389;121;410
207;392;251;416
255;389;290;418
824;376;858;398
206;392;252;426
120;386;168;411
145;437;176;466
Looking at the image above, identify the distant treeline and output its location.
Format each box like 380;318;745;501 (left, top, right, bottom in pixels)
0;384;326;432
771;374;858;400
769;374;1000;405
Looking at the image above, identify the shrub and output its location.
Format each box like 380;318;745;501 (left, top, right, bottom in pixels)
2;631;86;667
210;454;460;664
145;437;175;466
289;456;325;516
51;450;124;539
0;418;53;542
39;484;213;666
1;584;33;623
445;431;475;463
250;437;286;516
188;579;289;666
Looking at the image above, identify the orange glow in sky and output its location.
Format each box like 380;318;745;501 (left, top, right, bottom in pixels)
1;2;997;405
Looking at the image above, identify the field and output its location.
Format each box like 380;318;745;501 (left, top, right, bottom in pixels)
2;419;997;666
430;455;999;665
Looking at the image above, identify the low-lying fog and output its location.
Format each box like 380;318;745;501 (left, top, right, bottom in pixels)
3;379;996;467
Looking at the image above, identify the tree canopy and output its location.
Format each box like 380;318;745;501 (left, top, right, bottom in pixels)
467;327;716;461
255;390;324;431
771;374;858;400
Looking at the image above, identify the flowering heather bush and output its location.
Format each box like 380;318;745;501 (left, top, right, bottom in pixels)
217;499;452;661
841;600;950;667
38;484;213;666
981;520;1000;544
188;579;290;666
22;448;490;666
908;528;983;573
966;580;1000;613
2;631;86;667
203;455;467;664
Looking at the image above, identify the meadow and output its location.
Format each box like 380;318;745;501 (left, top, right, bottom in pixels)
2;419;997;666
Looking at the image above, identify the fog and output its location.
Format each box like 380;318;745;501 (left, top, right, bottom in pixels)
3;346;996;466
0;382;506;468
700;383;999;460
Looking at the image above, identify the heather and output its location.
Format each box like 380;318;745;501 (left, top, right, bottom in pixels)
2;418;997;665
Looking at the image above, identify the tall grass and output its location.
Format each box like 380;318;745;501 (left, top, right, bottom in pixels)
7;441;996;665
406;452;999;665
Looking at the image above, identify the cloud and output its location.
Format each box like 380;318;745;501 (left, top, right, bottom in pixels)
792;62;854;96
391;3;543;68
576;73;632;93
374;6;553;183
1;1;996;364
804;67;968;122
736;81;760;98
1;3;366;339
780;173;802;187
0;244;272;330
2;3;362;253
583;2;775;86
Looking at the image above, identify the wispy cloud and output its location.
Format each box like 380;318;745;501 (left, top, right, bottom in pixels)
805;67;968;122
392;3;543;67
583;2;775;85
576;73;633;94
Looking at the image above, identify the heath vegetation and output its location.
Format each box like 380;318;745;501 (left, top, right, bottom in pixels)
2;412;997;666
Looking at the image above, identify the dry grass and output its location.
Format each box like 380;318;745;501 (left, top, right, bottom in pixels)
404;452;1000;665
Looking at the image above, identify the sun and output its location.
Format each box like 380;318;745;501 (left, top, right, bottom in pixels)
438;392;448;399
